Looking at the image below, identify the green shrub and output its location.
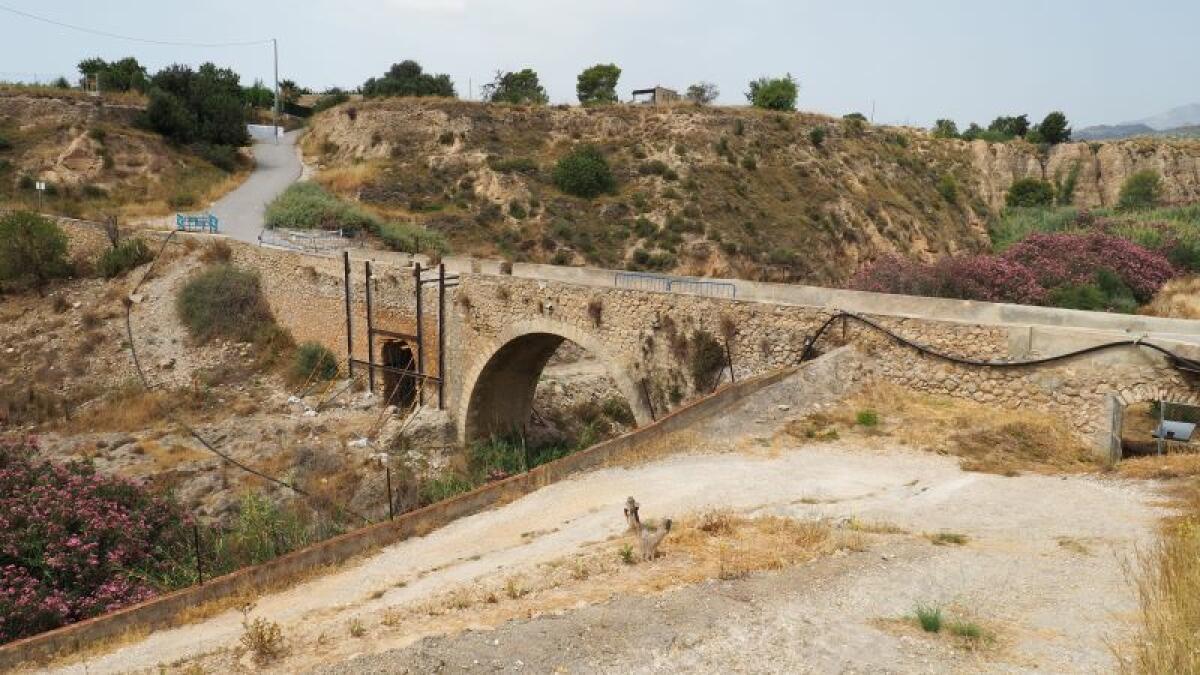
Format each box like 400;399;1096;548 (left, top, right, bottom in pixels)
638;160;678;180
293;342;339;381
937;174;957;202
915;604;942;633
264;183;381;235
553;145;616;198
377;222;448;256
931;119;959;139
168;192;198;209
1047;269;1139;313
746;74;798;111
311;89;350;113
0;133;13;151
176;264;275;343
1118;170;1162;211
741;156;757;171
855;409;880;426
1005;178;1055;208
988;207;1078;250
194;143;239;172
0;211;71;288
1055;162;1080;205
97;238;153;278
809;127;826;147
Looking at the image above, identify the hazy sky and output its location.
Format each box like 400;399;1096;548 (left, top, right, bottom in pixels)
1;0;1195;127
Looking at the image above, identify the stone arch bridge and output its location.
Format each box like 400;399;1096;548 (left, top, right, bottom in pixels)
230;242;1200;456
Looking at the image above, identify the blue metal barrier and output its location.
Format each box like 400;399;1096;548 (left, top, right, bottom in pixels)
176;213;219;233
613;271;737;299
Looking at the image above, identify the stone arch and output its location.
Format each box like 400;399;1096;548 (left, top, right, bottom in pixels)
457;318;652;442
1111;384;1200;458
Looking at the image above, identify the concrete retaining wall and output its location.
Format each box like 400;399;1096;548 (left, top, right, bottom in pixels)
0;368;790;671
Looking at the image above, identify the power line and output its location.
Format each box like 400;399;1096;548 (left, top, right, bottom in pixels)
0;2;273;48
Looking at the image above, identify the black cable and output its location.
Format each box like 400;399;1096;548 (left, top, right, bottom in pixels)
121;233;371;524
0;3;273;47
801;311;1200;376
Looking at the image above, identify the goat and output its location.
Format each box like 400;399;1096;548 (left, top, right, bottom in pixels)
623;497;672;561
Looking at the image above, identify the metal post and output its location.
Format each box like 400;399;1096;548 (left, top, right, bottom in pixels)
193;524;203;584
1157;399;1165;456
414;262;425;407
272;38;280;144
343;252;353;376
385;464;394;521
365;261;376;392
437;263;446;410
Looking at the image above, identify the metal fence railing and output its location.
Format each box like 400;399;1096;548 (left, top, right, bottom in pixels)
613;271;737;299
258;228;351;253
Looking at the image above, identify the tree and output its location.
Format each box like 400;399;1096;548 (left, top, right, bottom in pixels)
1034;111;1071;145
746;74;798;111
685;81;719;105
51;76;70;89
141;63;249;147
482;69;548;105
1005;177;1056;207
1117;170;1162;210
0;211;71;289
988;114;1030;139
932;119;959;139
77;57;148;92
362;60;456;98
576;64;621;105
311;88;350;113
553;145;616;198
278;79;301;107
243;79;275;110
961;123;984;141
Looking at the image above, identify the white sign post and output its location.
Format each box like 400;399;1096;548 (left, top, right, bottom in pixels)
35;181;46;210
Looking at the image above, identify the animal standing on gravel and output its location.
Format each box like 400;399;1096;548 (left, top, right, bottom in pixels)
624;497;673;561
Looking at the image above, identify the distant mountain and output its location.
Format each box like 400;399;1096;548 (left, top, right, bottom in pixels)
1076;104;1200;141
1137;103;1200;131
1075;123;1156;141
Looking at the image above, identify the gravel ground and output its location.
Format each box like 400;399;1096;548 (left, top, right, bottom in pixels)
41;359;1167;674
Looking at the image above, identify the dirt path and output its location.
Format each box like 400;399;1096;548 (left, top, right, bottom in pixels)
42;366;1167;674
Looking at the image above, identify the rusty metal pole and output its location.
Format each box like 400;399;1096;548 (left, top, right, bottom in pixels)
193;523;203;584
343;251;353;376
365;261;375;392
414;262;425;407
385;464;394;521
724;338;736;384
437;263;446;410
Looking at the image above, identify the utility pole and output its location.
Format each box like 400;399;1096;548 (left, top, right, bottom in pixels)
272;38;280;145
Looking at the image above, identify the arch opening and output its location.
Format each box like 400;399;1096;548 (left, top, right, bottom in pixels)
381;340;417;410
462;331;647;451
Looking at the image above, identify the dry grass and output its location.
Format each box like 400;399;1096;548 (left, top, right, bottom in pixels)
784;383;1099;475
314;163;385;194
1143;276;1200;320
1118;454;1200;480
1122;485;1200;673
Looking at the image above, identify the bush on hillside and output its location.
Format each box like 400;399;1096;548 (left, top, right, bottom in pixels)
553;145;616;198
264;183;381;235
377;222;449;257
141;63;249;149
0;438;189;643
97;238;153;278
292;342;339;382
1002;231;1173;302
1005;178;1056;208
931;119;959;139
0;211;71;289
1118;170;1162;211
851;254;1046;305
482;69;548;105
746;74;798;111
176;264;275;343
311;88;350;113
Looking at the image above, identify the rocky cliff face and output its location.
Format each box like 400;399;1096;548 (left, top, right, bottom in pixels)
969;137;1200;210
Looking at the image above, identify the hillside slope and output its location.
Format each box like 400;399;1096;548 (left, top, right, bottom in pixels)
304;100;990;284
303;99;1200;284
0;91;245;220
